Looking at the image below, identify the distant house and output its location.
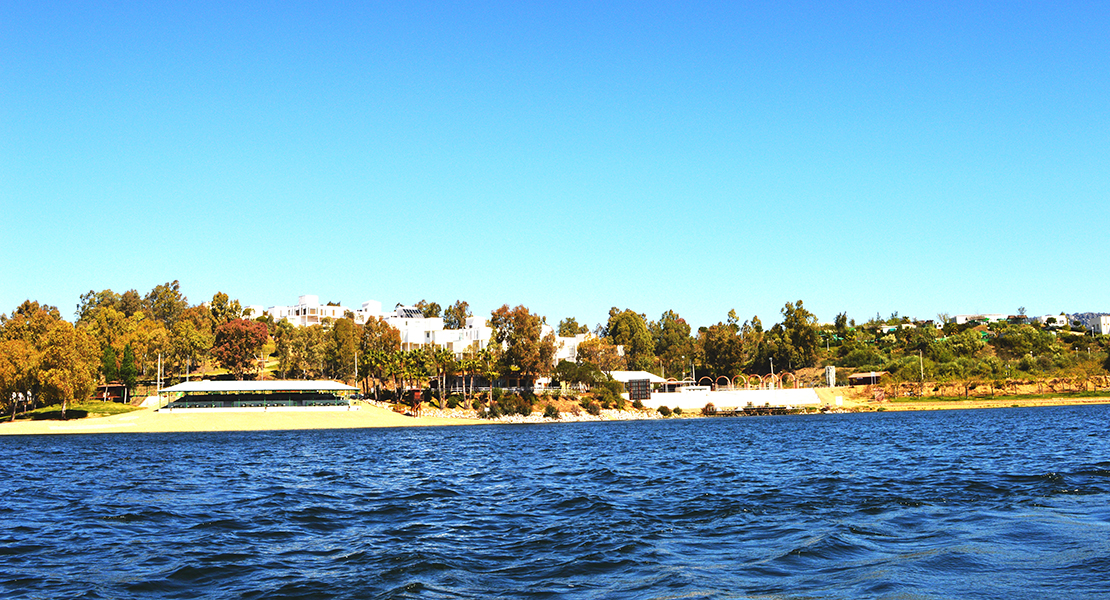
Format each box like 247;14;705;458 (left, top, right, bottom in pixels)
848;371;888;386
1034;314;1069;328
952;314;1009;325
1095;316;1110;335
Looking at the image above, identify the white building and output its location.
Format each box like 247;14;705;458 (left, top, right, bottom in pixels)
267;295;362;328
265;295;502;354
263;295;598;365
952;314;1009;325
1034;314;1069;328
1094;316;1110;335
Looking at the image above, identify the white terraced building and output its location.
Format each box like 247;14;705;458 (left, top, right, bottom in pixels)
264;295;589;361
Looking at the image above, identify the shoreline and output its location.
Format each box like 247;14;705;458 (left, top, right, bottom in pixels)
1;395;1108;436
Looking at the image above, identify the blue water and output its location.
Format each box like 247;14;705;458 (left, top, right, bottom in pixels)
2;405;1109;599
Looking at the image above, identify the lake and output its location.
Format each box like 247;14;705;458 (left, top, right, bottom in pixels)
2;404;1109;599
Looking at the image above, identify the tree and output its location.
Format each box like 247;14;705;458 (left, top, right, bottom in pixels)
289;325;327;379
489;304;558;388
171;318;213;375
650;310;693;378
700;322;744;379
558;317;590;337
101;345;118;383
144;280;189;329
414;300;442;318
357;316;401;396
120;344;138;392
38;321;100;419
443;300;471;330
780;300;820;368
325;318;359;382
605;308;655;371
575;336;624;373
211;319;269;380
118;290;143;317
209;292;242;327
0;339;39;420
271;320;295;378
76;289;121;324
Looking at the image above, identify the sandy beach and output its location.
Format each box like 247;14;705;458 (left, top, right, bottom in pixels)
3;393;1109;436
0;403;484;436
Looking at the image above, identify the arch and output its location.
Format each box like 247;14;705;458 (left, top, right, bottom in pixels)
760;373;780;389
781;372;798;389
715;375;732;390
698;376;715;388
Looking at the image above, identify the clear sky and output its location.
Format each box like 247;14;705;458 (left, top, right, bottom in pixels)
3;2;1108;330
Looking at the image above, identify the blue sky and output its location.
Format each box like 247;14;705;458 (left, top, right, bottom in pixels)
3;1;1108;330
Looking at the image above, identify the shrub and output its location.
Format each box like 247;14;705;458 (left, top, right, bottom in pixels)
702;402;716;416
492;387;504;402
632;399;644;410
494;393;533;416
658;406;672;417
585;401;602;416
673;407;683;415
446;394;463;409
543;404;560;419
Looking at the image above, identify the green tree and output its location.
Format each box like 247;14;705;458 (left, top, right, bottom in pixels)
574;336;624;373
208;292;242;328
834;312;849;337
605;308;655;371
211;319;269;380
443;300;471;330
120;344;138;392
780;300;820;368
489;304;558;388
101;345;118;382
144;280;189;329
172;318;213;375
271;320;295;378
414;300;442;318
290;325;327;378
700;321;744;379
76;289;121;324
325;318;359;382
558;317;590;337
650;310;693;378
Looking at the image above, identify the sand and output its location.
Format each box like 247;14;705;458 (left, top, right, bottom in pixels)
0;403;483;436
4;392;1109;436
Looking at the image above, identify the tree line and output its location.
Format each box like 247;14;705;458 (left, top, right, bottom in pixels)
3;283;1109;420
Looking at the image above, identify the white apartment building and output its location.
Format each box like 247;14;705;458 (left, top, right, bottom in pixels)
1034;314;1069;328
264;295;593;363
267;295;363;328
1094;316;1110;335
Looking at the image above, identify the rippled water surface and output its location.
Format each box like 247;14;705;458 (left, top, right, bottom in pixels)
3;404;1110;599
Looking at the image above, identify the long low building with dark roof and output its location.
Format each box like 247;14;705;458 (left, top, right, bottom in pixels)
159;380;358;411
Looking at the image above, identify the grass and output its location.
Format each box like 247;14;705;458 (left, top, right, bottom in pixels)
9;400;141;422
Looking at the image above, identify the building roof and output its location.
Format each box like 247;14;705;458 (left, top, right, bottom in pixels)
608;370;668;384
162;380;357;393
